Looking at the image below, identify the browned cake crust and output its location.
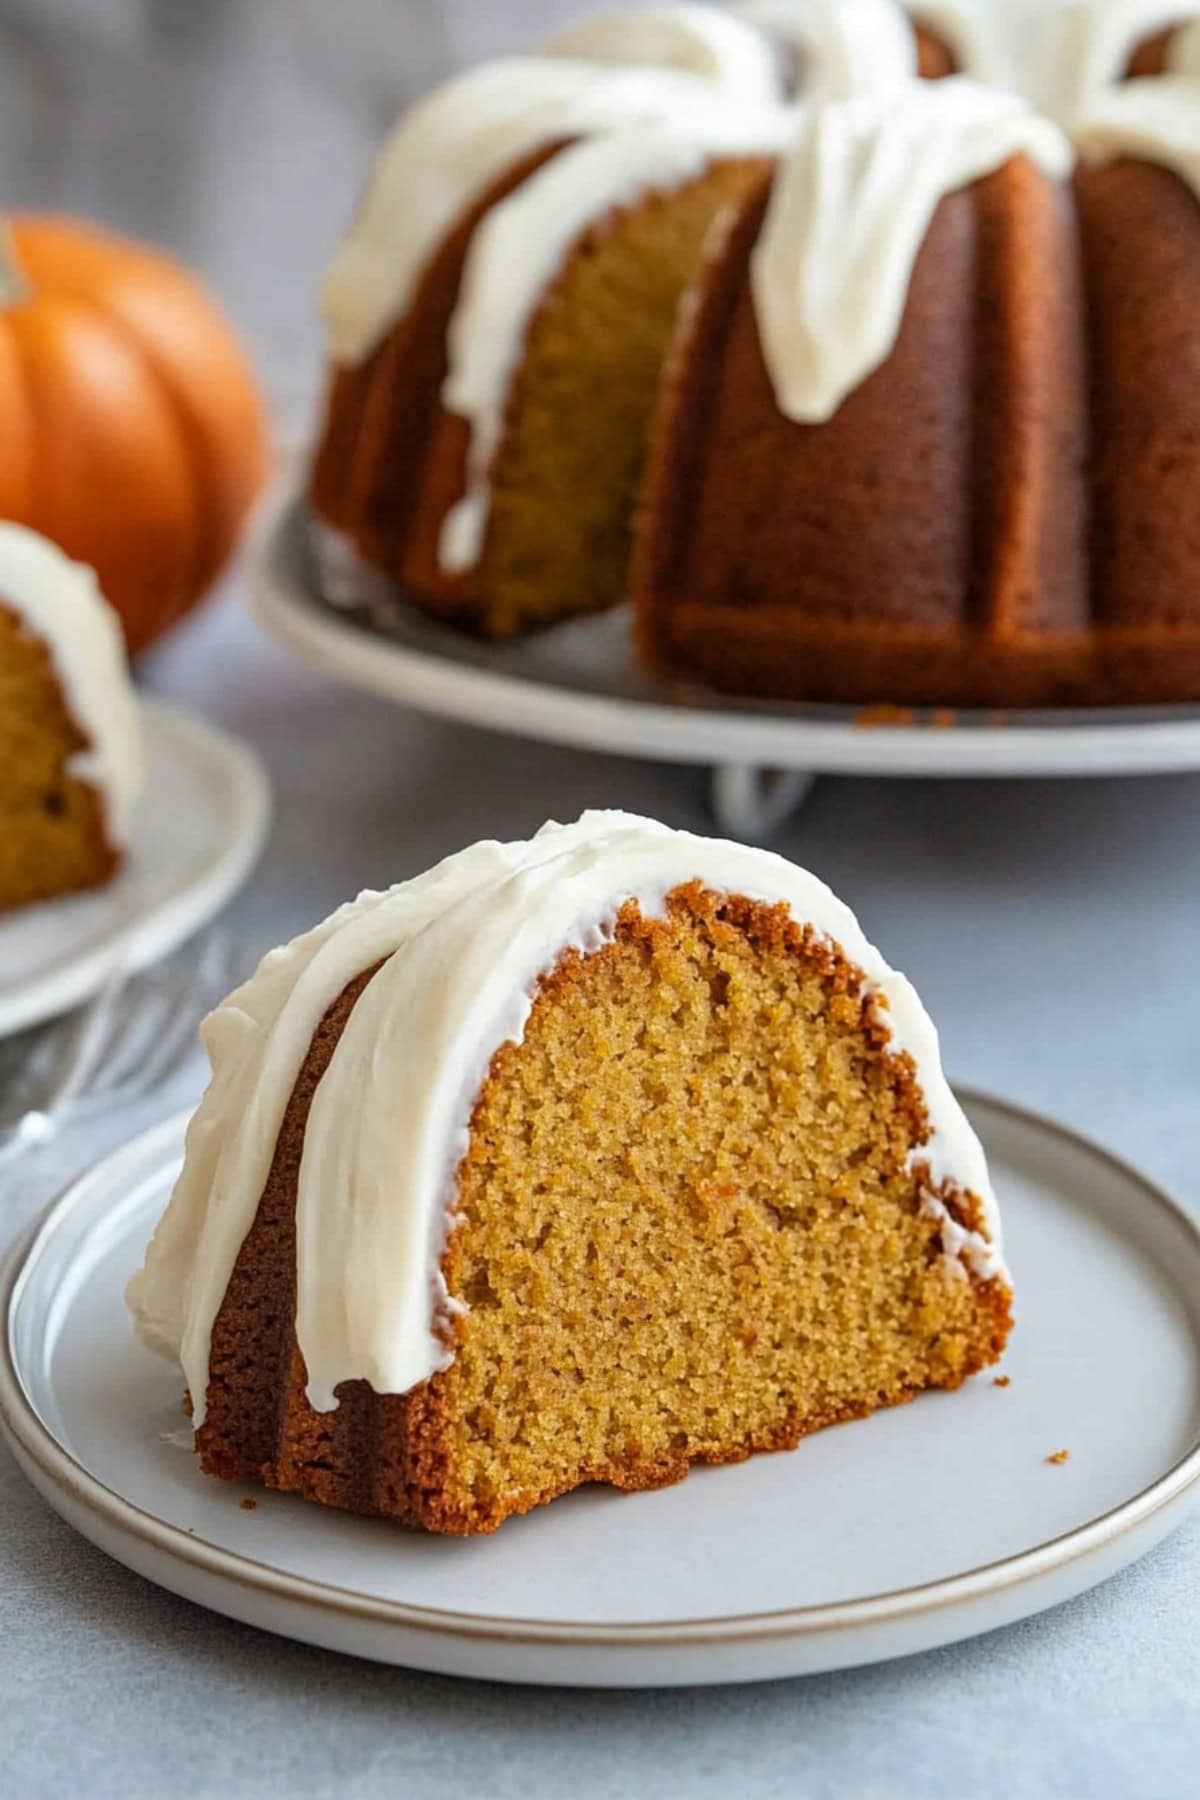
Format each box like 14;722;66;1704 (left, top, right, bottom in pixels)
309;142;565;580
198;887;1011;1536
634;154;1200;707
0;600;118;912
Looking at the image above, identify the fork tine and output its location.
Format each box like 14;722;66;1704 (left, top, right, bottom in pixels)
73;928;232;1113
0;929;247;1162
115;985;208;1094
0;1011;89;1123
89;980;186;1097
75;1011;202;1114
34;956;131;1120
84;932;212;1091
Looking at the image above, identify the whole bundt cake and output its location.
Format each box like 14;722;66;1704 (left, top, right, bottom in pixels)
0;522;144;912
128;812;1010;1536
309;0;1200;707
312;49;792;636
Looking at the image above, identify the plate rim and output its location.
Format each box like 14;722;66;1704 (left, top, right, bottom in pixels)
247;483;1200;781
3;1089;1200;1653
0;699;273;1037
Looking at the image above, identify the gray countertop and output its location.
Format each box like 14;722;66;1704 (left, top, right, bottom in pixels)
2;3;1199;1793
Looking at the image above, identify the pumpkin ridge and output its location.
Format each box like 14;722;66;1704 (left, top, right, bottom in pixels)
0;305;37;519
5;289;197;644
59;284;210;629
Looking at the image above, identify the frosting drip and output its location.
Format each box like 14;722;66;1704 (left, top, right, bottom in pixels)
127;810;1005;1426
0;522;144;846
539;3;783;102
321;56;771;367
907;0;1199;124
1074;75;1200;198
751;79;1073;424
734;0;918;97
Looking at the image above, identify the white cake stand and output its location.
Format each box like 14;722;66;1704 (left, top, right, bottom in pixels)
247;486;1200;840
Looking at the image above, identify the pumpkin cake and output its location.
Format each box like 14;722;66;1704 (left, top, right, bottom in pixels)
0;523;144;913
128;812;1011;1537
309;0;1200;709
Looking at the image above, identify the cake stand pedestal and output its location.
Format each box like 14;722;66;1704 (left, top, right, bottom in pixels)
710;767;817;840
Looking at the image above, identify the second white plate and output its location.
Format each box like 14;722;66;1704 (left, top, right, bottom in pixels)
0;700;272;1037
3;1092;1199;1687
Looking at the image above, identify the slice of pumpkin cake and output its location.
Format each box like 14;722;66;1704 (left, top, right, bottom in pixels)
128;811;1010;1535
0;522;144;912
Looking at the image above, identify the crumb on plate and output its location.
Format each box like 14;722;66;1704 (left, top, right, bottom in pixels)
853;703;916;729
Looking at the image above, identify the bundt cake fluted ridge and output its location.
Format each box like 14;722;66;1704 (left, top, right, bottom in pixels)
634;75;1200;706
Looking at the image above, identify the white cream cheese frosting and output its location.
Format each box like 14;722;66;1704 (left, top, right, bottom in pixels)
321;56;772;367
539;3;783;102
734;0;918;97
907;0;1197;124
320;1;1200;574
1074;74;1200;198
438;109;791;574
0;522;144;846
127;810;1005;1427
751;79;1073;424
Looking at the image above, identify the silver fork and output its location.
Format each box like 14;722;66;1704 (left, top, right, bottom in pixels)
0;930;239;1167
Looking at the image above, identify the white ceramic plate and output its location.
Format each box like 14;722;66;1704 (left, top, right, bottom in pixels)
3;1092;1199;1688
0;702;272;1037
249;486;1200;838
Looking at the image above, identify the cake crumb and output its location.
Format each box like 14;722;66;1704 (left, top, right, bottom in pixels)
854;703;916;729
1046;1449;1070;1466
992;1375;1011;1388
240;1497;258;1511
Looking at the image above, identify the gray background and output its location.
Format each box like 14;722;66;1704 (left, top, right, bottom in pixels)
2;3;1199;1794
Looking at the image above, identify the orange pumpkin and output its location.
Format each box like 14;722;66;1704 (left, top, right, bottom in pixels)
0;215;270;654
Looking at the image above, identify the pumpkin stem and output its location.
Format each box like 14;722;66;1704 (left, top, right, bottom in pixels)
0;223;29;306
